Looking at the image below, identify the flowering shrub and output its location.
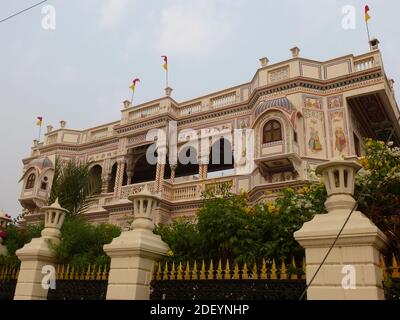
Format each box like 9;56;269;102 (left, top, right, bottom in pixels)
355;139;400;254
156;139;400;263
156;183;326;265
0;223;43;267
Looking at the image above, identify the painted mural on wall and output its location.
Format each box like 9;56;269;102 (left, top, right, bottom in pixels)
304;97;322;110
328;95;343;110
303;96;326;158
327;95;349;157
304;110;326;157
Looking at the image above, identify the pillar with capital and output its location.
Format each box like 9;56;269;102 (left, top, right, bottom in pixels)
294;159;388;300
14;199;68;300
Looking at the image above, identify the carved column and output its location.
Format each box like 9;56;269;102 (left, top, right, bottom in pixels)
294;159;388;300
201;164;208;179
155;146;167;192
126;153;135;186
155;163;165;192
114;158;126;197
169;164;177;183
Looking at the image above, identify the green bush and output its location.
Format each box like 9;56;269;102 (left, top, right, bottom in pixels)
50;217;121;268
156;182;326;266
0;218;120;269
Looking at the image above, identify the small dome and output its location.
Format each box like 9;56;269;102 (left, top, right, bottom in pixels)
28;157;53;171
255;97;293;117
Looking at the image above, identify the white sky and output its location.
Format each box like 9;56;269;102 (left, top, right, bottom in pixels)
0;0;399;217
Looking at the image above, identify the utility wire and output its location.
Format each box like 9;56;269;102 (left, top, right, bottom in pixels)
299;114;400;300
0;0;48;24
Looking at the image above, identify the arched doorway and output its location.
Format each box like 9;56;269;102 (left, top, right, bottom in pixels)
108;163;117;192
132;154;157;183
175;146;199;178
89;165;102;194
208;138;234;176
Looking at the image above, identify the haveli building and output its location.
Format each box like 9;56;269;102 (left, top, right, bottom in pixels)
18;41;400;228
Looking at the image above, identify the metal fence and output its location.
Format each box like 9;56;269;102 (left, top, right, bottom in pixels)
1;255;399;300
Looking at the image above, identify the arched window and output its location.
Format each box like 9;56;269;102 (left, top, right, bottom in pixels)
25;173;36;189
263;120;282;144
89;165;103;194
41;176;48;190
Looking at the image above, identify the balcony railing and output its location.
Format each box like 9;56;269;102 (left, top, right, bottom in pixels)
211;92;237;109
354;57;375;72
115;176;236;203
180;102;202;116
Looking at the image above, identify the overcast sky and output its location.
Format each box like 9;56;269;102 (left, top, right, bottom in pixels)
0;0;399;217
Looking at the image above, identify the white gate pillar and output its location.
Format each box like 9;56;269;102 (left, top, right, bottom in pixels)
294;159;388;300
104;185;169;300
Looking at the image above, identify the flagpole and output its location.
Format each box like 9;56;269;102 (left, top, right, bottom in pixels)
38;124;41;141
166;68;169;88
365;19;371;49
130;89;134;105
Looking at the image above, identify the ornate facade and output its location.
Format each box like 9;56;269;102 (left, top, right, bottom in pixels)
19;42;400;227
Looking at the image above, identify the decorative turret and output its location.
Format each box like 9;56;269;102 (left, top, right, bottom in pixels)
40;199;69;240
128;184;161;231
315;159;361;213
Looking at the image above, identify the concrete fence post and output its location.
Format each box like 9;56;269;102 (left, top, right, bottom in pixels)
14;199;68;300
104;185;169;300
294;159;388;300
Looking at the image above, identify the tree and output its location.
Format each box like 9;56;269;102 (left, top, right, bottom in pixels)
48;158;101;215
155;182;327;266
49;217;120;268
356;139;400;255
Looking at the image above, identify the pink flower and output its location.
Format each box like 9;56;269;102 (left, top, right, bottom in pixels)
0;230;7;238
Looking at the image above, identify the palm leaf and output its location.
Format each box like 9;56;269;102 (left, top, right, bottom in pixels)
48;158;101;215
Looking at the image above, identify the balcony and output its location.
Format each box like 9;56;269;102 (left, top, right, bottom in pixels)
112;175;237;204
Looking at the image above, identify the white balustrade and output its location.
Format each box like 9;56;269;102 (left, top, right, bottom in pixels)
180;103;202;116
211;93;237;108
354;58;374;72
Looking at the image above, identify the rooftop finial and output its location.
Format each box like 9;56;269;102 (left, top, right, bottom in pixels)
369;38;380;50
290;46;300;58
259;57;269;68
165;86;173;97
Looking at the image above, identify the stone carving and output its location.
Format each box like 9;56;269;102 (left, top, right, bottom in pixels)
269;66;290;83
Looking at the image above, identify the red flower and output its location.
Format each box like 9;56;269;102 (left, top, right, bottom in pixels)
0;230;7;238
